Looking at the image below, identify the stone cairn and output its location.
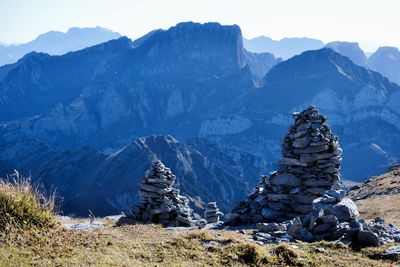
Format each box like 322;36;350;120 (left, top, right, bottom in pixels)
226;106;343;224
204;202;224;224
226;106;400;247
122;160;206;227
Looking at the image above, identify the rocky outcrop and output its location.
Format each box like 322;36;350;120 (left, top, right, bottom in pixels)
126;160;206;227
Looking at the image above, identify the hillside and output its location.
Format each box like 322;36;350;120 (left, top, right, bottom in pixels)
2;221;399;266
348;165;400;226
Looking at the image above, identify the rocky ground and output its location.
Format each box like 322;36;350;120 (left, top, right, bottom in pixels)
348;165;400;226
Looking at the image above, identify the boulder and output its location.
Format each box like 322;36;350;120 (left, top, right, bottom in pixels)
321;198;359;222
357;230;380;247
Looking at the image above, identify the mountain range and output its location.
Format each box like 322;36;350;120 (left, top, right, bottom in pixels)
0;27;121;66
0;136;268;215
324;41;400;85
1;21;400;216
243;36;324;59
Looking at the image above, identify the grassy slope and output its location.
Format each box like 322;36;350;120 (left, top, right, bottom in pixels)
0;221;399;266
348;166;400;226
1;170;400;266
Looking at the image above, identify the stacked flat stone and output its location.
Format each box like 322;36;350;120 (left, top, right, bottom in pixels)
204;202;224;223
130;160;205;227
225;107;399;247
226;106;343;224
266;106;343;217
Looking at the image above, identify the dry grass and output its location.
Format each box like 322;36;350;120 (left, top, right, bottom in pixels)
0;223;399;266
0;172;58;232
348;166;400;227
0;173;399;266
355;195;400;226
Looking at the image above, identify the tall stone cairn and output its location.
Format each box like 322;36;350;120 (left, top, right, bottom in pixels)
226;106;343;224
130;160;205;227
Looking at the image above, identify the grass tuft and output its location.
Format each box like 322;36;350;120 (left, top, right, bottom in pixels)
272;244;302;266
0;171;58;232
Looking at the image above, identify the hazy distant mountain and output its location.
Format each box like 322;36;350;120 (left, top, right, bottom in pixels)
325;41;368;67
242;50;282;84
0;136;267;216
368;46;400;85
1;22;400;216
243;36;324;59
0;27;121;66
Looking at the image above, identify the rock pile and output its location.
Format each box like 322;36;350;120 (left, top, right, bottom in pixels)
226;106;344;224
225;106;400;247
204;202;224;224
125;160;206;227
253;215;400;247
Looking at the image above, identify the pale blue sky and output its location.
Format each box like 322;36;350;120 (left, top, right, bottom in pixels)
0;0;399;51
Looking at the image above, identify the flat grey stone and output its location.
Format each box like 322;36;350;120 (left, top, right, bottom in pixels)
270;174;302;186
292;137;311;148
300;153;334;163
279;157;307;167
293;145;329;154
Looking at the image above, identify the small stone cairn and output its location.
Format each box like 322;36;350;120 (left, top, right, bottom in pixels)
124;160;206;227
226;106;400;247
204;202;224;224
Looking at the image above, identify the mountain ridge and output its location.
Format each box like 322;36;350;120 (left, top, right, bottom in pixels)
0;26;121;66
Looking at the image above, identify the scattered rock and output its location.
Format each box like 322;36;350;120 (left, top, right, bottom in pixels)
62;221;103;231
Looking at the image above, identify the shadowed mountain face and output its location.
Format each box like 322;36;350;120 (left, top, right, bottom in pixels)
0;136;266;216
368;47;400;85
1;22;400;216
0;27;121;66
243;36;324;59
0;22;278;149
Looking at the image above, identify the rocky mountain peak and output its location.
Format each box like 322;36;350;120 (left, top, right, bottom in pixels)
136;21;245;75
325;41;368;67
368;46;400;85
